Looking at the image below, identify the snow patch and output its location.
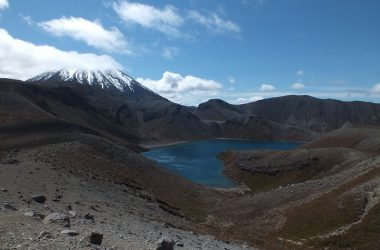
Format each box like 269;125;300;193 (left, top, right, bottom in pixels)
28;69;142;92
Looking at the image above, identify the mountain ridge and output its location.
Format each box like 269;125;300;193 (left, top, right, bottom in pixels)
8;70;380;145
194;95;380;132
27;69;158;98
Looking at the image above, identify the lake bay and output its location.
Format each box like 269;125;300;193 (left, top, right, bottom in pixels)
143;139;302;188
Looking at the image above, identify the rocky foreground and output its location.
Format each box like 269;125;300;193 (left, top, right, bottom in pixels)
2;125;380;249
0;133;253;250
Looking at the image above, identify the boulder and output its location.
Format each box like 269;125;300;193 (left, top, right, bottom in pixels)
43;213;70;227
61;230;79;236
4;159;19;164
52;195;62;202
88;232;103;245
24;211;35;217
156;238;175;250
84;213;94;221
67;210;77;217
37;231;52;240
31;195;47;204
2;203;17;211
24;211;45;219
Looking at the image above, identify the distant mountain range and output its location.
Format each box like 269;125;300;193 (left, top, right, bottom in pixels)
0;69;379;149
195;96;380;133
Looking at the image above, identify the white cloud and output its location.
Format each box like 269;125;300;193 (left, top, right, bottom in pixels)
162;46;179;59
296;70;304;76
0;28;121;80
188;10;240;34
39;17;129;53
235;96;263;104
228;76;236;84
113;1;183;36
113;1;240;38
260;83;275;91
137;71;222;104
371;83;380;94
291;82;305;89
20;14;34;26
0;0;9;9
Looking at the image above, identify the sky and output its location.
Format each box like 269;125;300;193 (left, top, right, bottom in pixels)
0;0;380;105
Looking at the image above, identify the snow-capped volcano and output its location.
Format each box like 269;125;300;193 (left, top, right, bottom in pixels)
27;69;154;94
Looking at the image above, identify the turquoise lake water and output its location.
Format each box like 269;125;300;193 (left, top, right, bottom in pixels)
143;139;302;188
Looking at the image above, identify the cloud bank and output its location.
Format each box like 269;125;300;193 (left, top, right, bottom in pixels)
0;29;121;80
0;0;8;9
137;71;222;104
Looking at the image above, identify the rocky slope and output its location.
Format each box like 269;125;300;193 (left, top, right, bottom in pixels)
242;95;380;132
219;125;380;249
222;115;319;141
26;71;220;144
1;77;215;147
0;134;252;249
2;123;378;249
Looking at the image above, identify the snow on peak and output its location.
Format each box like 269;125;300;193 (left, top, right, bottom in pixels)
27;69;149;93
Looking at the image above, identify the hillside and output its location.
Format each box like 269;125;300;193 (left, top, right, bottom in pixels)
0;78;251;249
0;77;215;147
194;96;380;133
2;74;380;249
219;125;380;248
3;75;319;145
193;99;246;122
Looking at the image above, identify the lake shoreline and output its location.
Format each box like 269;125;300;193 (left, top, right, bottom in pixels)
141;140;190;149
142;137;307;150
143;139;302;189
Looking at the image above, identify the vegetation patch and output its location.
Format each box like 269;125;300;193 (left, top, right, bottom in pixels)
314;202;380;249
242;169;317;192
278;167;380;242
279;193;365;240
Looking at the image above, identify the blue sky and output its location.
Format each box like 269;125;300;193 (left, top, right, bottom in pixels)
0;0;380;105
